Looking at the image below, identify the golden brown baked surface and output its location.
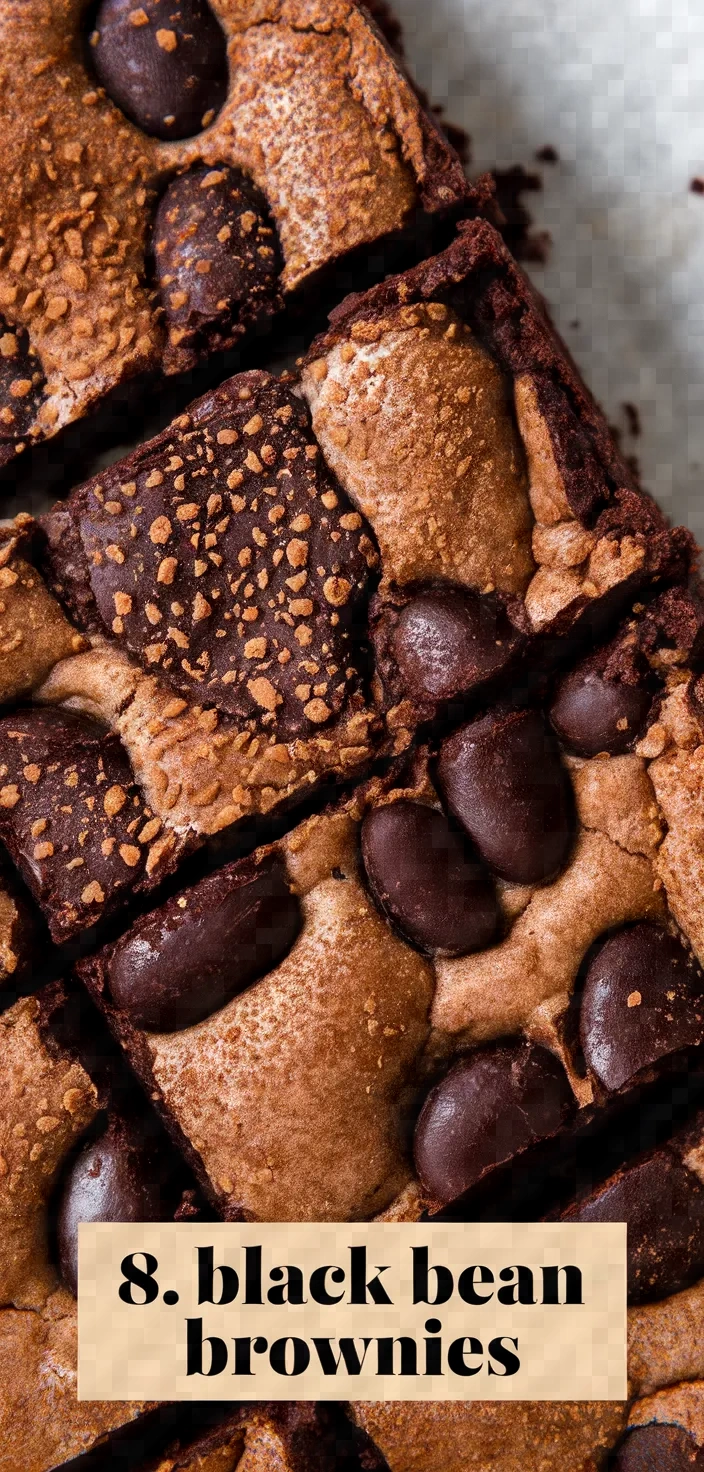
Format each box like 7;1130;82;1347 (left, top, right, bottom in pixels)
0;995;145;1471
0;0;470;463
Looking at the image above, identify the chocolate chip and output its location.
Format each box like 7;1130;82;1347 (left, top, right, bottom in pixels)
108;854;302;1030
390;585;522;705
414;1042;574;1205
436;708;575;885
614;1425;704;1472
41;373;377;741
57;1117;167;1295
361;800;498;956
562;1151;704;1304
580;923;704;1092
550;661;652;756
0;319;44;440
91;0;228;140
0;707;160;943
153;165;283;369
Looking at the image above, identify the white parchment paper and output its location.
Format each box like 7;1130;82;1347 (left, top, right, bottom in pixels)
395;0;704;544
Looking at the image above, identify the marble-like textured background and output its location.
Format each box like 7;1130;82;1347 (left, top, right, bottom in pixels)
395;0;704;544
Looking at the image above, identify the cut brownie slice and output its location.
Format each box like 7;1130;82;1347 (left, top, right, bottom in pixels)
347;1108;704;1472
299;219;695;730
0;0;473;466
0;981;192;1472
1;372;386;942
75;585;704;1225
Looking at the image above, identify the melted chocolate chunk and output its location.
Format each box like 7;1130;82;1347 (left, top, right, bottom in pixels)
0;707;160;943
91;0;228;140
580;923;704;1092
562;1151;704;1304
57;1117;166;1294
550;661;653;756
436;708;575;885
414;1042;574;1205
361;799;498;956
108;854;302;1030
153;165;283;367
42;373;378;741
0;319;44;440
615;1425;704;1472
390;585;523;706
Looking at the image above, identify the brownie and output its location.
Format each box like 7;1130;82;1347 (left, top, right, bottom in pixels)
0;978;209;1471
0;985;161;1470
68;581;704;1225
618;1382;704;1471
0;371;391;942
345;1106;704;1472
7;217;690;942
0;0;472;467
299;219;696;728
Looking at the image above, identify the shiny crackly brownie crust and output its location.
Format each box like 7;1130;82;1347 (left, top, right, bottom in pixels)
0;0;473;467
73;583;704;1230
299;218;696;725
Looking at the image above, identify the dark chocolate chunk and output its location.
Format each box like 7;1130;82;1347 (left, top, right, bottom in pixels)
91;0;228;140
0;707;161;943
614;1425;704;1472
562;1151;704;1304
414;1042;574;1205
436;708;575;885
57;1117;166;1295
153;165;283;367
0;319;44;440
107;854;302;1030
390;585;522;705
41;373;378;741
550;662;652;756
580;923;704;1092
360;799;498;956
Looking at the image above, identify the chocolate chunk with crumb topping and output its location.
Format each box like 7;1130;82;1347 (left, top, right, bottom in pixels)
414;1042;574;1205
91;0;228;140
615;1425;704;1471
580;923;704;1092
0;707;175;942
153;165;283;373
41;372;378;742
107;854;302;1030
0;319;44;440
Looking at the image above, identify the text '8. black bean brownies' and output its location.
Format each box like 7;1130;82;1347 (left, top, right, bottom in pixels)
2;3;704;1471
